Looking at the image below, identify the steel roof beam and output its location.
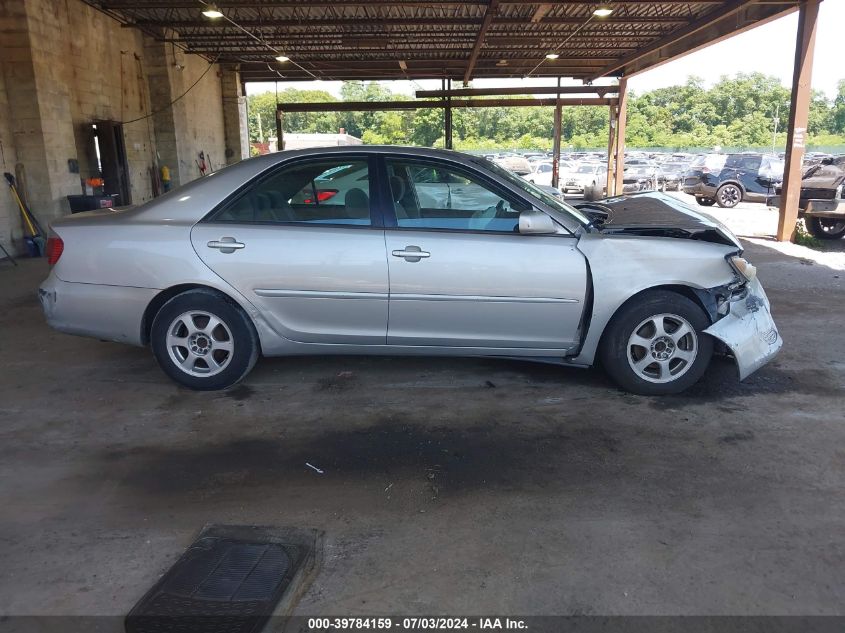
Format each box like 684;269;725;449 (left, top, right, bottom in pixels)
463;0;499;84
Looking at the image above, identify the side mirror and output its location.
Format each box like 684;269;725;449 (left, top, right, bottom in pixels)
519;209;557;234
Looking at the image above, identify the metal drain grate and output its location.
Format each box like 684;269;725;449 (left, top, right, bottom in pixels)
126;526;316;633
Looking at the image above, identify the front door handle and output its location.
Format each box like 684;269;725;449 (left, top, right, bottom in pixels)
392;245;430;262
207;237;245;254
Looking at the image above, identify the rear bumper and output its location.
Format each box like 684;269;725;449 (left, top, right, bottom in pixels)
682;183;716;198
39;272;156;346
704;278;782;381
766;195;845;217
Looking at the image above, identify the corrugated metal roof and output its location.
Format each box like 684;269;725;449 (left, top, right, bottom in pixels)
83;1;799;83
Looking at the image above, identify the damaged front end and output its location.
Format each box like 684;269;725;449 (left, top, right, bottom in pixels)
701;263;783;380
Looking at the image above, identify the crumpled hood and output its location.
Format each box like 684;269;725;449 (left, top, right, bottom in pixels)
597;192;742;249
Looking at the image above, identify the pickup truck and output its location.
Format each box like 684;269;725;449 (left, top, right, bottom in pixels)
768;156;845;240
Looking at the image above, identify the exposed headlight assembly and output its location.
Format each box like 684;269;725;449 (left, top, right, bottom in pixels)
728;255;757;282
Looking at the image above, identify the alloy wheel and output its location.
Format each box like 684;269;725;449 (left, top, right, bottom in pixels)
718;185;741;207
626;313;698;384
818;219;845;236
166;310;234;377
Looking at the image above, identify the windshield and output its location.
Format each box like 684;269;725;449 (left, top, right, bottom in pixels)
577;165;598;174
474;157;590;226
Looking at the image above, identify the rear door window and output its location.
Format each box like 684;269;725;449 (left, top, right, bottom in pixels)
210;159;373;226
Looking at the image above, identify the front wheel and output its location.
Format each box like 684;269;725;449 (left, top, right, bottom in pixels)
805;216;845;240
716;183;742;208
151;289;259;390
599;290;713;395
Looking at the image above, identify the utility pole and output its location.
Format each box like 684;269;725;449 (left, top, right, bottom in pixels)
771;103;780;155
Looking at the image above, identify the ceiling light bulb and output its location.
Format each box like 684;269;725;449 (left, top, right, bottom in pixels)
545;53;560;60
275;55;290;63
202;4;223;18
593;7;613;17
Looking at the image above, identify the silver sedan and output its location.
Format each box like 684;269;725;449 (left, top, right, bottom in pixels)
39;146;782;395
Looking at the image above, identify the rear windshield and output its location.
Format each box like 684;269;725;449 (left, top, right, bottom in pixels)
690;154;727;171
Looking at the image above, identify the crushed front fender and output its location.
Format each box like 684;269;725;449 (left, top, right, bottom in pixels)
704;278;783;380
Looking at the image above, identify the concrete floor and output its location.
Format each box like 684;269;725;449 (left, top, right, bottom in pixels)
1;203;844;619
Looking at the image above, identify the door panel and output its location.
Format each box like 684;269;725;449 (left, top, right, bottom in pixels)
385;230;587;348
192;224;388;344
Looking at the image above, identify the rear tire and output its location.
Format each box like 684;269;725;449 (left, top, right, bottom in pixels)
805;216;845;240
716;183;742;208
696;197;716;207
599;290;713;395
151;289;259;390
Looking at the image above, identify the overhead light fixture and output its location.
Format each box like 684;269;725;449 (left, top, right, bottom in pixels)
545;53;560;60
593;6;613;18
275;55;290;63
201;3;224;18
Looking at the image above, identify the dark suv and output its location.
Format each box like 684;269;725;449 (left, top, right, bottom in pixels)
683;153;783;208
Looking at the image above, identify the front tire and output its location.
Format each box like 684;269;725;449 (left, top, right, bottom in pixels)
599;290;713;395
716;183;742;208
151;289;259;390
805;216;845;240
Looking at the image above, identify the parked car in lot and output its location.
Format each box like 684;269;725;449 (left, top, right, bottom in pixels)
768;155;845;240
622;165;658;193
526;161;555;187
39;146;782;395
683;153;783;208
660;162;690;191
562;163;607;195
493;154;532;176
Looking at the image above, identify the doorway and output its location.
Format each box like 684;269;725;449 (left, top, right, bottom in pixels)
92;120;131;206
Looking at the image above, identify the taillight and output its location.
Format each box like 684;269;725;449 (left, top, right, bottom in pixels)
46;236;63;265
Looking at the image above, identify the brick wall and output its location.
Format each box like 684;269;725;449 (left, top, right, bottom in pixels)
0;0;232;255
0;57;21;257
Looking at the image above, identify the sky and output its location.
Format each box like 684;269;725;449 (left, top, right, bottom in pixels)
245;1;843;100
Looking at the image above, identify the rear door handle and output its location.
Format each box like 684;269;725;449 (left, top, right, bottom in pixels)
392;245;430;262
207;237;245;253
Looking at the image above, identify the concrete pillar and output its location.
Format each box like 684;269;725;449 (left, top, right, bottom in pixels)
0;0;78;226
777;0;820;242
144;39;183;185
221;65;248;164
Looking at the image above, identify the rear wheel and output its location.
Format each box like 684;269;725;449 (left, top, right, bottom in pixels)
696;197;716;207
151;289;259;390
599;290;713;395
805;216;845;240
716;183;742;208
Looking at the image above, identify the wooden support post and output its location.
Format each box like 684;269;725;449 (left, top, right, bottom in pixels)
552;78;562;190
444;78;453;150
777;0;820;242
276;109;284;152
606;102;618;197
613;77;628;197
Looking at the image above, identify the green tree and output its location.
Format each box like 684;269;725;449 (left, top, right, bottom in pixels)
246;74;845;152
